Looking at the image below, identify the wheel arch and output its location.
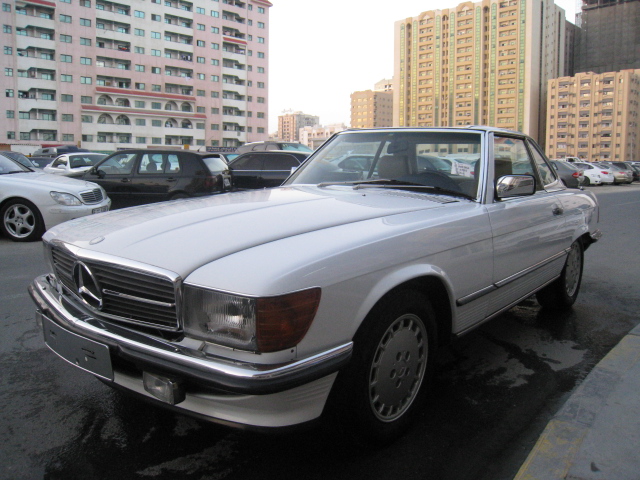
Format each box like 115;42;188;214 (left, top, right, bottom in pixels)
354;269;454;349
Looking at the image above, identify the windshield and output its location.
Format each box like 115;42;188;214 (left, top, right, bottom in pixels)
281;143;313;153
285;130;482;200
0;156;30;174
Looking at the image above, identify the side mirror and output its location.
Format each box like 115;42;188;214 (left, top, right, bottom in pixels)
495;175;536;199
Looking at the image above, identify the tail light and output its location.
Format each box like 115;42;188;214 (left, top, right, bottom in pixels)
572;172;580;178
204;175;218;189
601;171;609;174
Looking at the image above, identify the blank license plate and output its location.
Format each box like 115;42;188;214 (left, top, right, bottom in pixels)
92;206;109;214
40;312;113;381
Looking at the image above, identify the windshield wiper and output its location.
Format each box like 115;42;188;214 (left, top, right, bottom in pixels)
317;178;475;200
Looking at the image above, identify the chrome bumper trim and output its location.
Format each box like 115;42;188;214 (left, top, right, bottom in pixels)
30;274;352;395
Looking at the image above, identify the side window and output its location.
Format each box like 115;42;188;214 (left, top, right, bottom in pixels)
493;136;542;190
232;155;263;170
527;140;557;187
268;154;299;170
51;157;68;168
165;154;180;173
101;153;136;174
138;153;164;174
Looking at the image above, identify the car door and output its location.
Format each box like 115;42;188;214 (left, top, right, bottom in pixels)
230;154;264;189
129;152;180;205
88;152;138;208
485;134;572;314
260;153;301;187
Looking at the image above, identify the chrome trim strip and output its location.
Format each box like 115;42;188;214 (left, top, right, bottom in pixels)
103;289;176;308
30;274;352;394
493;249;569;288
455;248;569;306
456;285;498;307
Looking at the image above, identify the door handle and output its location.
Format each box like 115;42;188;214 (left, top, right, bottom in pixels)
552;206;564;216
166;177;176;182
120;178;129;183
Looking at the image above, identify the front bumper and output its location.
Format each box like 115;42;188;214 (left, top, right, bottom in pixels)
29;274;352;427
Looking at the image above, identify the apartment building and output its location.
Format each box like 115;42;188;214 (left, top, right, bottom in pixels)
393;0;568;143
350;80;393;129
0;0;271;153
277;111;319;142
299;123;347;150
574;0;640;74
546;69;640;162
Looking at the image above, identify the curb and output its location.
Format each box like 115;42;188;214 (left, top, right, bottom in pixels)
514;324;640;480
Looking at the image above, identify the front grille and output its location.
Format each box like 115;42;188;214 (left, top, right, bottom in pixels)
80;188;104;204
51;246;179;330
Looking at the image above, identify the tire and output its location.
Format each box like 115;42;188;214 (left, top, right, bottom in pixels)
0;199;45;242
583;177;590;186
537;240;584;310
331;289;437;444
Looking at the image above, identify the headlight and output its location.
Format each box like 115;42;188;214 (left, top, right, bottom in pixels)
50;191;82;206
183;286;321;353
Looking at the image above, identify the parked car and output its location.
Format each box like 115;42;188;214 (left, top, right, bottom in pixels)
82;149;231;209
0;151;41;171
594;162;633;184
44;153;107;177
550;160;585;188
624;162;640;182
235;141;313;155
31;146;90;158
29;156;54;169
574;162;614;186
29;127;600;443
610;162;636;183
228;151;310;189
0;155;110;241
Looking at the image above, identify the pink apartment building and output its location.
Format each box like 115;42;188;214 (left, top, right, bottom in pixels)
1;0;271;152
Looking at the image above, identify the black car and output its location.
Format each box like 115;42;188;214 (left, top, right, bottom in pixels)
235;141;312;155
83;149;231;209
550;160;584;188
228;151;310;190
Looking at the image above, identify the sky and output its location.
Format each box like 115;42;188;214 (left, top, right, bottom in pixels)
267;0;578;134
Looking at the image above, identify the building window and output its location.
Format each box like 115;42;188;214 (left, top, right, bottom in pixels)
151;102;161;109
3;46;12;55
136;119;146;126
2;4;11;12
211;59;219;66
4;67;12;76
80;0;91;6
135;83;145;90
80;37;91;46
135;29;145;36
80;76;92;84
3;25;11;33
136;137;146;144
211;11;219;17
258;22;265;28
61;74;72;82
135;65;145;72
151;67;161;74
81;96;92;104
60;34;72;43
5;89;13;97
62;114;73;122
60;15;72;23
6;110;13;118
134;101;145;108
197;57;205;63
151;31;161;39
7;131;15;139
80;57;92;65
61;94;73;102
134;10;144;18
211;75;219;82
60;54;72;63
80;18;91;26
151;50;161;57
81;115;92;123
197;23;205;30
151;14;161;21
62;134;74;141
211;43;220;50
152;119;161;127
82;135;93;142
152;138;162;144
211;27;219;33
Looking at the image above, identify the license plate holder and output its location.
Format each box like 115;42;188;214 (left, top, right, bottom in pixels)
92;205;109;214
40;312;114;381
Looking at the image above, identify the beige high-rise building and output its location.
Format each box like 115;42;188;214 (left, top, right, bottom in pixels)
350;89;393;129
546;70;640;162
277;111;319;142
299;123;347;150
393;0;569;143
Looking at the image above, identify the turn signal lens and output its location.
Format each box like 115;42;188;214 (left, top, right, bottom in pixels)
256;288;321;353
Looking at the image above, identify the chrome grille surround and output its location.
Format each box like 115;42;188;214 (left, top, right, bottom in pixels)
80;188;104;204
46;240;182;331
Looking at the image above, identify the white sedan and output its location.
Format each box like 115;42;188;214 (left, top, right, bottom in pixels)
30;127;600;443
0;155;111;241
575;162;614;185
43;153;107;177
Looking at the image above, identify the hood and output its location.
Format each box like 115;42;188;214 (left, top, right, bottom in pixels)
7;172;100;191
44;186;459;276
